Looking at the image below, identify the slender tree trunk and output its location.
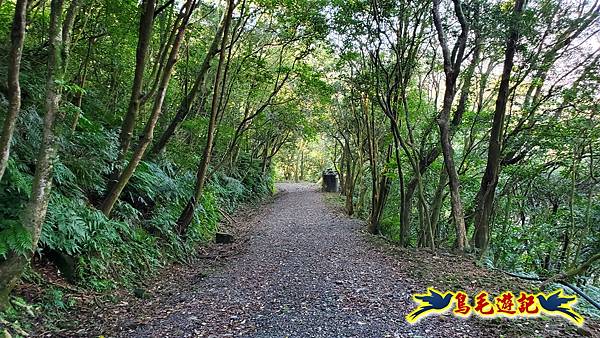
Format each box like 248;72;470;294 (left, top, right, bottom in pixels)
562;147;579;268
71;36;94;130
176;0;235;234
416;178;433;250
345;173;354;215
438;119;467;251
389;121;408;246
0;0;69;309
429;166;448;244
116;0;156;160
294;151;299;182
573;144;594;267
437;69;468;251
150;19;226;156
542;253;600;287
101;0;195;217
398;147;439;246
300;149;305;181
399;133;433;250
472;0;524;254
369;146;391;234
0;0;28;183
355;140;366;216
140;8;178;106
362;94;383;234
344;137;354;215
392;33;478;244
432;0;469;251
338;142;346;194
261;143;269;174
400;179;415;243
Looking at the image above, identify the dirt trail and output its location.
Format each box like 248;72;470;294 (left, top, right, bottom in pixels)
65;183;594;337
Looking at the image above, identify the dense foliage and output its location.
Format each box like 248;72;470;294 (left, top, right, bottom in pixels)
316;0;600;295
0;0;327;308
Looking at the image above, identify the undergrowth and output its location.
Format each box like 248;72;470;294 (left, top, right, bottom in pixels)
0;108;274;326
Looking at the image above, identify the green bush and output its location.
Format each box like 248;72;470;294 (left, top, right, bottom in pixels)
0;109;274;292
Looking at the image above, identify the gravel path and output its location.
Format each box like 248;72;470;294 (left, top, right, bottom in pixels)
114;183;463;337
106;182;590;338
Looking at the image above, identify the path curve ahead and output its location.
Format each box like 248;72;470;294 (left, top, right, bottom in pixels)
112;183;536;337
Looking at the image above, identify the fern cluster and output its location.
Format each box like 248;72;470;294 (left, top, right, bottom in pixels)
0;222;31;259
0;107;273;291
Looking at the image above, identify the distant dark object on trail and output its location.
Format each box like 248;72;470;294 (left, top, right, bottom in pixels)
133;287;151;299
216;232;235;244
322;169;338;192
45;249;78;284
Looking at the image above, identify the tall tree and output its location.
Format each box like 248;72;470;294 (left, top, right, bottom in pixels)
472;0;525;254
149;14;227;156
101;0;197;216
115;0;157;162
0;0;28;182
176;0;236;234
0;0;79;308
431;0;469;251
367;0;432;247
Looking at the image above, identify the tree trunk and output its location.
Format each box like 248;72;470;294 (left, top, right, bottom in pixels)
0;0;69;309
261;144;269;174
472;0;524;254
0;0;28;183
176;0;235;234
362;94;383;234
116;0;156;160
573;144;595;267
388;121;408;246
369;166;390;235
438;119;467;251
300;149;305;181
336;139;346;194
432;0;469;251
150;18;226;156
71;35;94;130
355;140;366;216
294;152;299;181
101;0;195;217
560;147;579;269
429;166;448;244
344;137;354;215
368;145;391;234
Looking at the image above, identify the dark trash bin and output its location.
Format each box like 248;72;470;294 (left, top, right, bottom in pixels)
322;169;338;192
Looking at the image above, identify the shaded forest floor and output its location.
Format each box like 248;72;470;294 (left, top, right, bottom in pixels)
21;183;600;337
